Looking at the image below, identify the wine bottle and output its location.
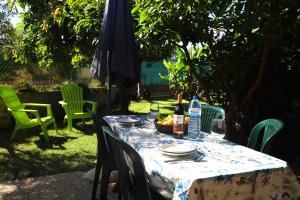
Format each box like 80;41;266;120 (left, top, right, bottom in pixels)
173;94;184;139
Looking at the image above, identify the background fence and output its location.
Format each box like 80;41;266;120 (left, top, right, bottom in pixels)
0;59;51;85
0;58;170;99
0;58;101;88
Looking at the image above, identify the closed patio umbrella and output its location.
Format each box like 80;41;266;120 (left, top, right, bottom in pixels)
91;0;140;113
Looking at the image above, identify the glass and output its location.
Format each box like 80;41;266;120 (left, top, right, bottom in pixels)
209;119;226;143
147;102;159;129
210;119;226;135
210;119;226;140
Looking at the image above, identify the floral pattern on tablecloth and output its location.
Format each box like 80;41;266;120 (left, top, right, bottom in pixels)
104;115;300;200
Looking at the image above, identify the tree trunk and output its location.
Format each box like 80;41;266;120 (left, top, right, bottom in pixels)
224;33;271;140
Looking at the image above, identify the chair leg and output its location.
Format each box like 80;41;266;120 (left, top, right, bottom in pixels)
41;125;49;142
92;159;102;200
53;120;58;133
63;116;67;126
10;126;19;141
67;117;73;131
99;166;112;200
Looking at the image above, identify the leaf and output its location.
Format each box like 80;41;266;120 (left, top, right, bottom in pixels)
131;5;140;14
139;10;148;24
251;27;259;33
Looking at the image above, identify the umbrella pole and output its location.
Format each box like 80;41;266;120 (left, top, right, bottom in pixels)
106;52;111;114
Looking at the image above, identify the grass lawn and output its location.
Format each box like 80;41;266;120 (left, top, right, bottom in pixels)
128;97;202;115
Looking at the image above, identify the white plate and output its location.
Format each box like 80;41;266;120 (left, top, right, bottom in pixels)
160;149;197;157
156;139;197;154
117;117;140;124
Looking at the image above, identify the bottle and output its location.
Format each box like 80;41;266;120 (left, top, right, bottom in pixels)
188;95;202;140
173;94;184;139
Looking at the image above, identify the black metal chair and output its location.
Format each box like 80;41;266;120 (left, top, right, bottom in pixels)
91;114;117;200
102;126;172;200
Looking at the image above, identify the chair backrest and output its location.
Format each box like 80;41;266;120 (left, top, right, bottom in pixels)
60;83;84;112
0;85;30;122
102;126;152;200
247;119;284;152
201;105;225;133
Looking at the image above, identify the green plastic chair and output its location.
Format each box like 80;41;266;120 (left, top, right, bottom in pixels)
0;85;57;142
247;119;284;153
59;83;97;131
201;105;225;133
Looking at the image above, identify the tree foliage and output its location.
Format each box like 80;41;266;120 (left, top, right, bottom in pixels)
0;1;16;59
14;0;105;68
132;0;300;140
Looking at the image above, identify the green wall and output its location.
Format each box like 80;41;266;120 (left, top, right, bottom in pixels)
141;60;168;85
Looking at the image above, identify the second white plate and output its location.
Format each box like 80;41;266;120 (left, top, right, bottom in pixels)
160;149;197;157
156;139;197;154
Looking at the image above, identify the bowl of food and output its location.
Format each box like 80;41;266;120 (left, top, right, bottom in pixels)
154;115;188;135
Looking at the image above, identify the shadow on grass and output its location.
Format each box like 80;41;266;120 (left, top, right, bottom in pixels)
0;129;73;148
0;129;79;152
73;122;95;135
34;135;77;150
0;119;94;144
0;148;96;182
58;118;95;135
0;122;97;182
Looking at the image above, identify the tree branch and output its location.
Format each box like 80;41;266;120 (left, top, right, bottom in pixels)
240;33;271;110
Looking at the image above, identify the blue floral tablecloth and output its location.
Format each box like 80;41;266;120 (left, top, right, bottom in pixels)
104;115;300;200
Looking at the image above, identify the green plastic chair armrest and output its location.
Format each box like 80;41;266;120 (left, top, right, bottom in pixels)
23;103;53;116
23;103;51;107
9;108;37;113
84;100;96;105
10;108;41;120
59;101;69;111
59;101;68;106
83;100;97;112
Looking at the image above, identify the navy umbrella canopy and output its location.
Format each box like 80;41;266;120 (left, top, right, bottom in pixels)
91;0;140;111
